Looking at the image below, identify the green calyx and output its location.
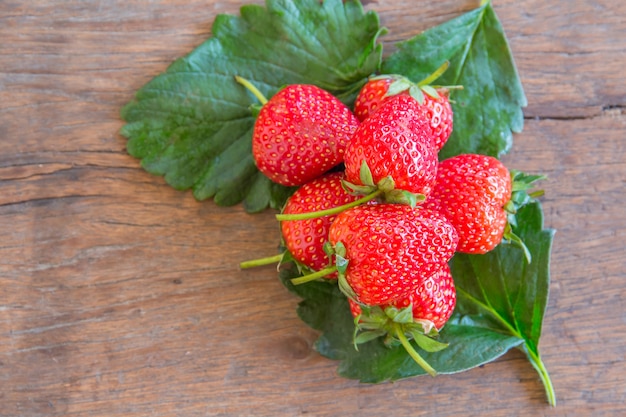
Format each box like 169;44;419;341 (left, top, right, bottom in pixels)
372;60;462;104
290;241;346;286
353;304;448;377
502;170;548;263
289;241;359;308
342;160;425;206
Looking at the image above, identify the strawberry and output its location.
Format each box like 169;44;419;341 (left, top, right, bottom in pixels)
327;203;458;306
280;172;359;274
354;74;454;151
240;80;359;187
353;77;393;121
349;263;456;331
346;263;456;376
423;153;512;254
389;263;456;330
343;94;439;200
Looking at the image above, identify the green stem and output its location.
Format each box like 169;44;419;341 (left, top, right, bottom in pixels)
431;84;464;90
393;322;437;377
239;253;283;269
276;189;383;222
417;61;450;87
234;75;268;105
526;347;557;407
290;265;337;285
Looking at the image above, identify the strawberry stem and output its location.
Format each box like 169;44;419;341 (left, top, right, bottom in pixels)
393;322;437;377
239;253;284;269
234;75;268;105
275;189;384;221
417;61;450;87
290;265;337;285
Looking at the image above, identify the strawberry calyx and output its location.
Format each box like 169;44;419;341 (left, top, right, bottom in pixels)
508;169;547;211
502;170;548;262
371;60;461;105
290;241;346;286
353;304;448;377
276;162;425;222
342;160;426;207
288;241;355;301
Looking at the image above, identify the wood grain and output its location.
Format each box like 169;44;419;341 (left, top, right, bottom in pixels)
1;0;625;416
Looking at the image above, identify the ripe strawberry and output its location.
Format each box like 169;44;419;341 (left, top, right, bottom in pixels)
280;172;359;274
250;83;359;186
423;153;512;254
344;94;439;199
349;263;456;331
328;203;458;306
391;263;456;330
354;77;393;121
346;262;455;376
354;75;453;151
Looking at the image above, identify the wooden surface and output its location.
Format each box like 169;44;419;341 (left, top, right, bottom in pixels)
1;0;625;416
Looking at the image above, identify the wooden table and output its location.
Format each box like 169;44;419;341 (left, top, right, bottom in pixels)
1;0;624;415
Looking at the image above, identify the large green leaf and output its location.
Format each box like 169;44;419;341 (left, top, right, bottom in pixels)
120;0;383;212
381;1;527;159
451;201;556;404
279;202;555;404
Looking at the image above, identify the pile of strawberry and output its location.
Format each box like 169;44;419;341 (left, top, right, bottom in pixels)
239;71;525;376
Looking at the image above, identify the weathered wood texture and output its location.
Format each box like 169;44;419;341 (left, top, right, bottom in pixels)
1;0;624;416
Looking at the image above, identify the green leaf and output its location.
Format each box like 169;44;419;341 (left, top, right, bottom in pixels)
120;0;384;212
381;1;527;159
450;201;556;405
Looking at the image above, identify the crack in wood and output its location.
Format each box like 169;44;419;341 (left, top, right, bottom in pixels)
524;104;625;121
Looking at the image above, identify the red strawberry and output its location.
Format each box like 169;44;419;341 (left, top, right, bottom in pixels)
423;153;512;254
421;90;453;151
354;75;453;151
354;77;394;121
346;263;456;376
344;94;439;199
328;204;458;306
389;263;456;330
280;172;360;274
349;263;456;331
243;81;359;187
